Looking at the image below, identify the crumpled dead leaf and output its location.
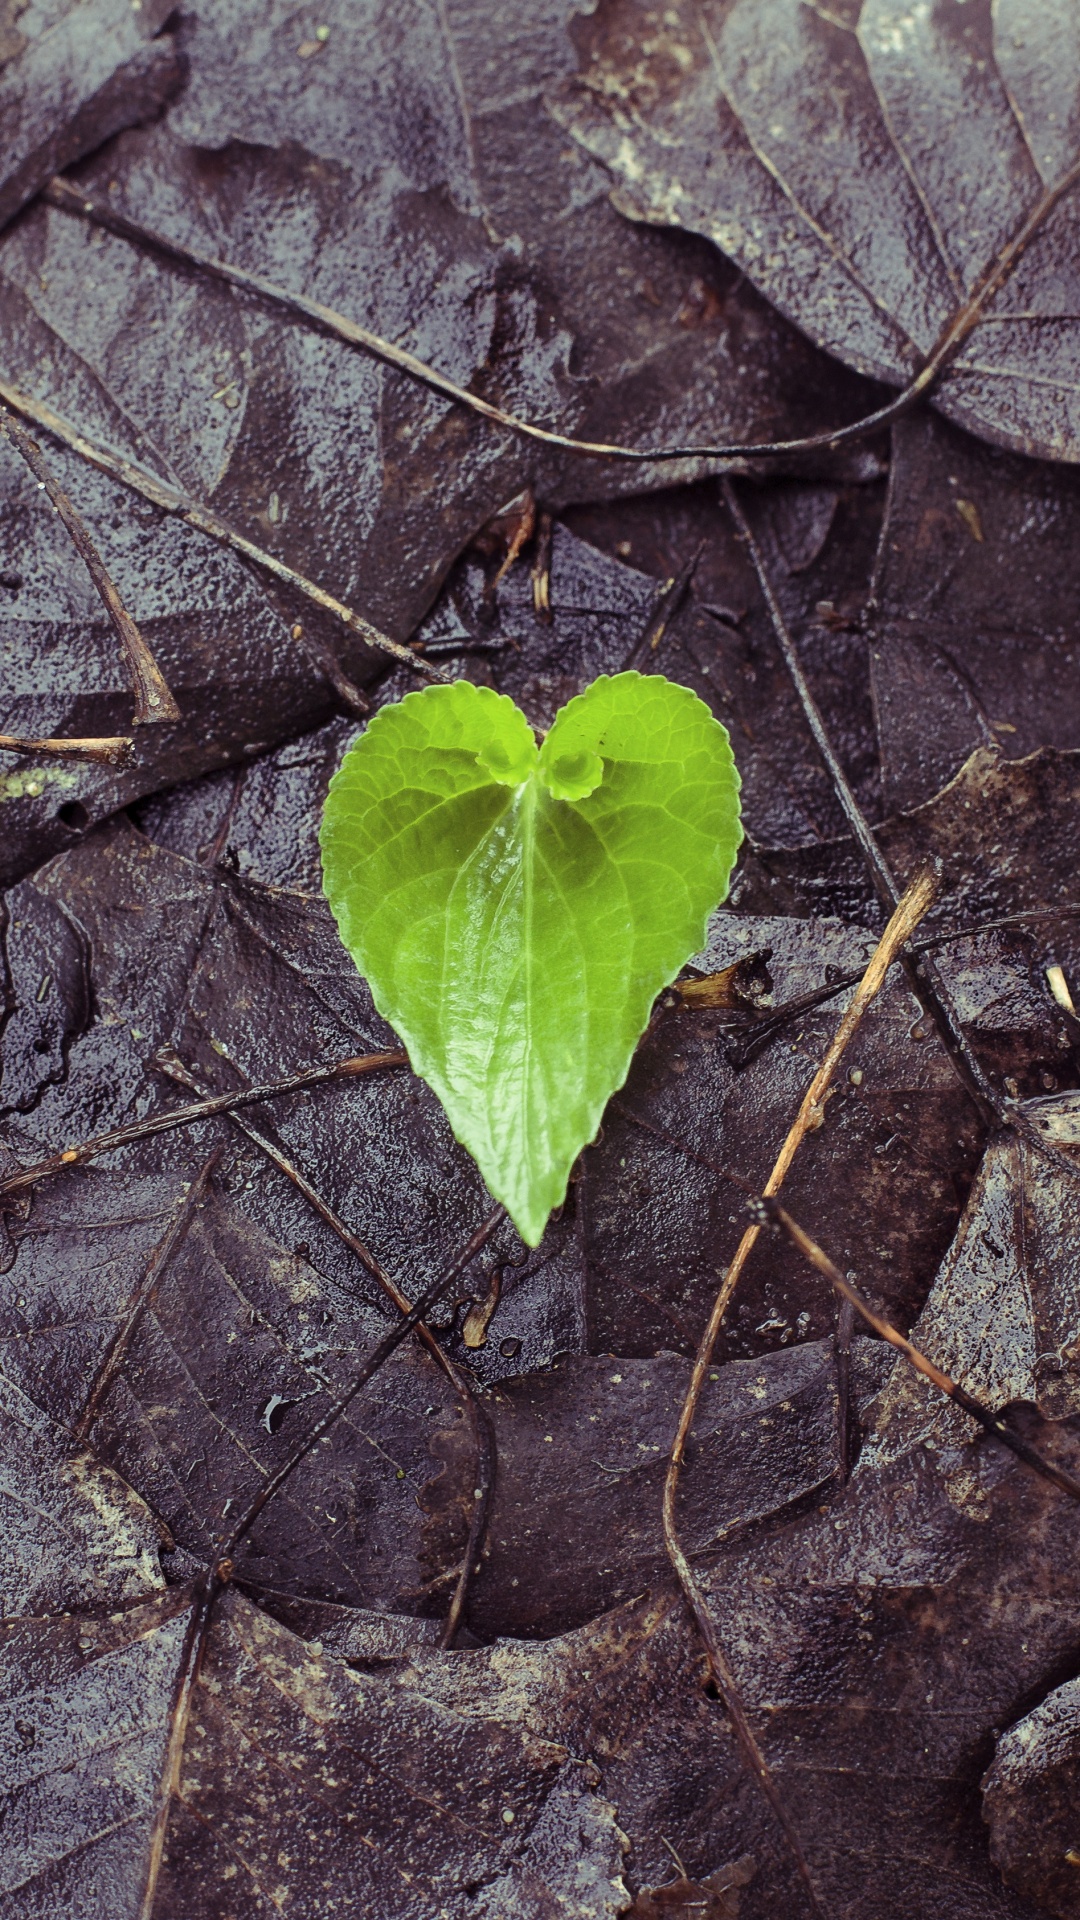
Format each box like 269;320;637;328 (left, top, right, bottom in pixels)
554;0;1080;461
421;1340;891;1636
982;1674;1080;1920
2;1583;625;1918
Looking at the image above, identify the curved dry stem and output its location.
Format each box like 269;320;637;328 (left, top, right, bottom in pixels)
155;1048;494;1649
661;866;937;1917
43;155;1080;467
0;403;179;726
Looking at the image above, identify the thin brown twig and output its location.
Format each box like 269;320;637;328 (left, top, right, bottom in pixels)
134;1204;504;1918
721;476;909;902
137;1580;213;1920
74;1150;220;1443
723;474;1080;1188
0;379;448;697
155;1048;493;1649
0;402;180;726
0;1048;407;1198
200;764;247;867
42;156;1080;465
661;866;937;1917
0;730;133;766
764;1198;1080;1505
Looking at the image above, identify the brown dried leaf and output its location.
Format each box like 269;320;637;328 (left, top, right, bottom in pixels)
982;1676;1080;1920
626;1855;755;1918
420;1341;891;1637
1;1584;620;1918
554;0;1080;461
733;745;1080;942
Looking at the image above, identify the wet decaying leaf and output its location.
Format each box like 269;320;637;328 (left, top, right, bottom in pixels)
584;909;994;1360
0;821;588;1612
589;869;1080;1362
982;1674;1080;1920
421;1341;891;1636
0;0;183;233
390;1411;1080;1917
0;1164;464;1607
735;744;1080;935
5;2;1080;1913
865;1098;1080;1468
0;1366;165;1614
0;0;883;886
694;1409;1080;1917
554;0;1080;461
870;411;1080;814
2;1584;627;1918
0;819;574;1336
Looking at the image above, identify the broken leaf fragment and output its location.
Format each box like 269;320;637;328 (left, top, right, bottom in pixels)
320;671;742;1244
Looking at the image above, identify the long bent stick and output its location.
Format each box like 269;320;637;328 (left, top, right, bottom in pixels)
661;865;938;1917
43;158;1080;467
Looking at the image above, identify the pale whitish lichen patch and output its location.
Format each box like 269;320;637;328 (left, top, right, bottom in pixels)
61;1450;166;1596
0;765;78;802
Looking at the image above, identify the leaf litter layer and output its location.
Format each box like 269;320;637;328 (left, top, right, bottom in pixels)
554;0;1080;462
0;0;883;889
4;4;1080;1917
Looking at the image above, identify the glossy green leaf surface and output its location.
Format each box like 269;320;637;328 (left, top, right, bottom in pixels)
320;672;742;1245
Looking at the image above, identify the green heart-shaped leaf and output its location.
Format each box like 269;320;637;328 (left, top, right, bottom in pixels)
320;671;742;1245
